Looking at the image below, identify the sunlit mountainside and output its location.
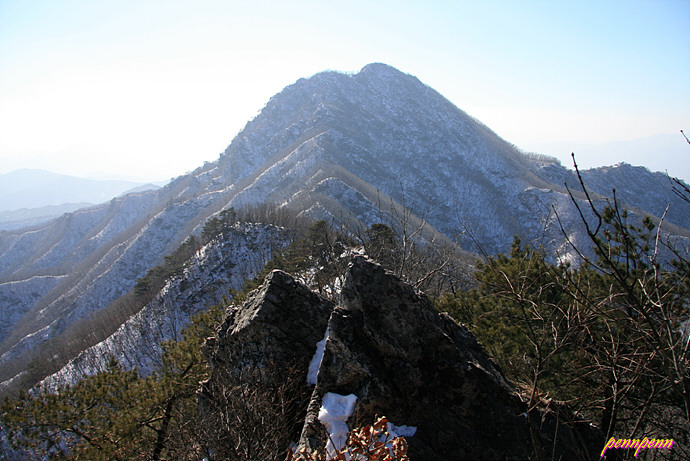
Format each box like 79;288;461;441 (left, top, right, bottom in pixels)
0;66;688;461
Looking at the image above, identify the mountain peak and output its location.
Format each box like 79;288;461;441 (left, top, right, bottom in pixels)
291;63;410;92
355;62;421;88
358;62;404;76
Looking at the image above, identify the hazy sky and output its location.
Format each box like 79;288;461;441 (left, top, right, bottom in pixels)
1;0;689;182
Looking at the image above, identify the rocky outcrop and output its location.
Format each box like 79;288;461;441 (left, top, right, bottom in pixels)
198;269;335;459
304;256;604;459
200;269;334;375
200;256;604;460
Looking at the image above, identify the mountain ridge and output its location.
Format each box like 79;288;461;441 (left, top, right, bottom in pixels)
1;62;687;393
33;222;291;393
0;168;161;212
0;169;162;230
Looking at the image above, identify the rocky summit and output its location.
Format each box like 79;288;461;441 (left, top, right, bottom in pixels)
200;256;604;460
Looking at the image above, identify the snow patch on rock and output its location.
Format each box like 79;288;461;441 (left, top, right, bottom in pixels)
318;392;358;458
307;328;329;385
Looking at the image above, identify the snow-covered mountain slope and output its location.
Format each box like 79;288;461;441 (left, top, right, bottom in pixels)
537;161;690;231
32;223;290;392
216;63;688;254
0;177;239;388
0;203;96;231
0;62;687;393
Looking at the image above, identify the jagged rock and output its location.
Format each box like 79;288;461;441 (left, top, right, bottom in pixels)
200;270;334;372
301;256;603;459
198;270;334;459
199;256;604;460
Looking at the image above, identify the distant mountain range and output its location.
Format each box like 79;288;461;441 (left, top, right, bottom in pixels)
1;63;688;393
527;133;690;183
0;169;161;229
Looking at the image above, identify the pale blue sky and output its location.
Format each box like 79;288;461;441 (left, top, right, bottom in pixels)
1;0;689;181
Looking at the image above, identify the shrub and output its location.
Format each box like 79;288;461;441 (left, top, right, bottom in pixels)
289;416;409;461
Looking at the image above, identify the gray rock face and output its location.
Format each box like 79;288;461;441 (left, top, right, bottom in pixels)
305;256;519;458
201;269;334;373
200;256;604;460
198;270;335;459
